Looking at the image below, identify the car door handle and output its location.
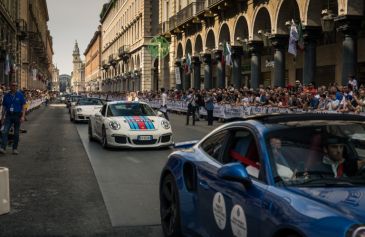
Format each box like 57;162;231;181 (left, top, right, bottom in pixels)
199;180;210;190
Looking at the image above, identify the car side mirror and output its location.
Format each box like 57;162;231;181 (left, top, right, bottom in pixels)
95;112;102;117
218;163;252;186
157;111;164;117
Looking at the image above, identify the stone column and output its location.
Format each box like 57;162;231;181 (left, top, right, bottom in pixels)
202;53;212;90
174;59;183;91
270;35;288;88
336;16;362;85
302;27;320;86
192;56;201;89
231;46;243;89
213;49;225;88
248;41;263;89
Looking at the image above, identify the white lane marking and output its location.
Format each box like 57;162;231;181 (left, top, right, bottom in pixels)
126;156;141;163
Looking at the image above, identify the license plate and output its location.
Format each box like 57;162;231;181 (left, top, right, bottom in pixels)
138;135;152;141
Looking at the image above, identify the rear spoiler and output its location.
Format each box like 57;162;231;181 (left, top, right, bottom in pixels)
174;140;199;149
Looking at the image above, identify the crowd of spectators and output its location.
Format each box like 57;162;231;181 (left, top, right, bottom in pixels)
136;77;363;113
84;75;364;114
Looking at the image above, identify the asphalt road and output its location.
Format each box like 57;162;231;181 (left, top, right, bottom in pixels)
76;111;220;227
0;104;220;236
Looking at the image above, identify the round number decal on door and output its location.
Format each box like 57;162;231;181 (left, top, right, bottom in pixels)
212;192;226;230
230;205;247;237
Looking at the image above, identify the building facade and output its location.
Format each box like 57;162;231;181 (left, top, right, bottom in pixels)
159;0;365;90
0;0;18;86
71;41;85;93
84;26;102;92
100;0;159;92
51;64;59;91
18;0;53;90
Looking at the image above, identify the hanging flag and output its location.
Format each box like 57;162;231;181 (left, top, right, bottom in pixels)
4;54;10;76
297;21;304;51
288;19;299;56
32;68;37;81
224;42;232;65
184;53;192;74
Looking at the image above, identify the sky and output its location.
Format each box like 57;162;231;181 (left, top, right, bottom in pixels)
47;0;109;75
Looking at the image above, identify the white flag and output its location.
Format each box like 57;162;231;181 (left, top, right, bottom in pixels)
4;54;10;75
32;69;37;81
288;20;299;56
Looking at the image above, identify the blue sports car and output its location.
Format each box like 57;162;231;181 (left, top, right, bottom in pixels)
159;114;365;237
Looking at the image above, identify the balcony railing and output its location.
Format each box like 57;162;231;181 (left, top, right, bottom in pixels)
169;16;177;31
176;1;205;27
207;0;225;7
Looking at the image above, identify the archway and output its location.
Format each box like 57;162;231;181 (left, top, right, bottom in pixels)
253;7;272;41
176;43;183;59
185;39;193;56
152;58;159;91
195;34;203;54
218;23;231;45
205;30;216;50
276;0;301;35
234;16;249;45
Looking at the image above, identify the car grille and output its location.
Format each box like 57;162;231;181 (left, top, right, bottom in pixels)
115;136;127;144
161;135;171;143
132;139;157;145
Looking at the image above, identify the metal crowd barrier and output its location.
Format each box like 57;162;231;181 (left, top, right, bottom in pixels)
140;99;365;119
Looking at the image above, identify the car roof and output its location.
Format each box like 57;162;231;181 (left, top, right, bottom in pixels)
226;113;365;124
106;100;147;105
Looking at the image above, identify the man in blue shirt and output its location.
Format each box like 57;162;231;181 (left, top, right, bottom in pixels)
0;82;26;155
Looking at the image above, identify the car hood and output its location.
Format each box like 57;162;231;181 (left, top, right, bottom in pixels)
288;186;365;221
109;116;167;130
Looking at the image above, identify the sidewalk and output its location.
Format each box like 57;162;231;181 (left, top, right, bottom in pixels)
0;104;115;236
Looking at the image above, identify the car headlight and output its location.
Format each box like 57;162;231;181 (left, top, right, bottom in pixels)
347;225;365;237
109;121;121;130
76;108;82;112
161;120;170;129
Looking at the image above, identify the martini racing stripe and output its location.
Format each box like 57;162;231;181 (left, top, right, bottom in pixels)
133;116;147;130
142;116;155;129
125;116;138;130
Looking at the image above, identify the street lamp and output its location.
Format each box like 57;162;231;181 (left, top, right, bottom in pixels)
236;37;248;52
321;9;335;32
258;29;271;47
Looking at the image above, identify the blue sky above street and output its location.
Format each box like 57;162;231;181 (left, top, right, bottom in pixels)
47;0;108;75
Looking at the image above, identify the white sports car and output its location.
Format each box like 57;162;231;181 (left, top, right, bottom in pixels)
70;97;105;122
88;101;173;149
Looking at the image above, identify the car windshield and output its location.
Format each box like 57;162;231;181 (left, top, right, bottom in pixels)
71;96;82;102
77;98;103;106
266;121;365;187
108;103;155;117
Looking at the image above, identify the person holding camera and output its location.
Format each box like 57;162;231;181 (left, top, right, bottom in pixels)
0;82;26;155
186;89;196;126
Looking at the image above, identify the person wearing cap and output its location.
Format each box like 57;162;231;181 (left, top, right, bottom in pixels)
321;137;365;177
0;82;26;155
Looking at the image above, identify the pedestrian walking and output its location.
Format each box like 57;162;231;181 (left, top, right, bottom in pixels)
205;92;214;126
186;89;196;126
0;82;26;155
159;88;169;120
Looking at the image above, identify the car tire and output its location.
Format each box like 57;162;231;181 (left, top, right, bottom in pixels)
101;127;109;149
88;122;95;142
160;174;181;237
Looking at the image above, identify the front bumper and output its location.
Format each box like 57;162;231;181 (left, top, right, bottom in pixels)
106;130;173;148
75;112;95;121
